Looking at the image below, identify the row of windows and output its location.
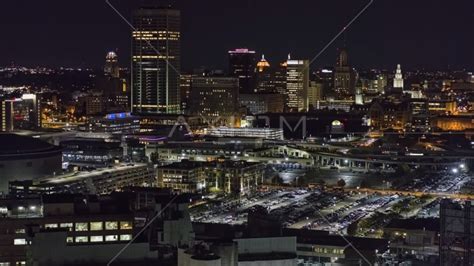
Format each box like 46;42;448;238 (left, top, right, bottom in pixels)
313;247;344;255
44;221;132;231
13;234;133;246
0;262;25;266
67;234;132;243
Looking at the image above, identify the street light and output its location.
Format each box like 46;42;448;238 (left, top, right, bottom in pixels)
459;163;465;169
451;168;459;174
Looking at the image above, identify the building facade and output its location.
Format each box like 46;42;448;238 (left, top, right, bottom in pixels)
190;76;239;125
228;48;256;94
333;49;355;100
286;59;309;112
131;7;181;115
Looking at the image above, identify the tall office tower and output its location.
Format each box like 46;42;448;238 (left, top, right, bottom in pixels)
286;58;309;112
440;199;474;266
228;48;256;94
0;99;14;132
179;73;192;114
104;51;120;78
274;60;288;95
19;94;41;129
354;85;364;105
393;64;404;89
334;48;354;99
313;68;333;99
307;81;323;110
131;7;181;115
372;73;388;93
256;55;275;93
190;77;239;125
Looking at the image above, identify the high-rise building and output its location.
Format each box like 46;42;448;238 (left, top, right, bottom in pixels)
393;64;404;89
104;51;120;78
179;74;192;114
334;48;355;99
228;48;256;94
440;199;474;266
97;51;129;113
0;99;14;132
274;60;288;95
131;7;181;115
19;93;42;129
313;68;333;99
0;94;41;131
372;73;388;94
240;93;285;114
307;81;323;109
190;77;239;125
256;55;275;93
286;57;309;112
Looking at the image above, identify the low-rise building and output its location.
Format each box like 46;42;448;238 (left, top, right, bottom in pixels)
206;127;284;140
0;189;194;266
384;218;439;258
61;138;123;166
12;163;156;195
157;160;264;195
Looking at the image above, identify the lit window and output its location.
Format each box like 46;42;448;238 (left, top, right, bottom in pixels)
15;261;26;266
60;223;73;228
90;222;103;231
105;235;118;242
75;236;88;243
0;263;9;266
120;221;132;230
75;223;88;231
45;223;58;229
14;239;26;245
66;237;74;243
90;236;103;242
120;234;132;241
105;221;118;230
15;229;25;234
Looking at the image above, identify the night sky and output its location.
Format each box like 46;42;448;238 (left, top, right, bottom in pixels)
0;0;473;71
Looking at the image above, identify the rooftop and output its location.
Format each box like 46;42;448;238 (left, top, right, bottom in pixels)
0;133;60;155
386;218;439;231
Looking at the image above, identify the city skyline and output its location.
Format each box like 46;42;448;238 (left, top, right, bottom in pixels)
0;1;474;265
0;0;472;70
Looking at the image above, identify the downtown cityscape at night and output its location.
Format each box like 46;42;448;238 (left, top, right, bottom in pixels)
0;0;474;265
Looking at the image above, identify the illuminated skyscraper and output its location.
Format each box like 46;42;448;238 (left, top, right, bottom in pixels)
286;56;309;112
307;81;323;109
131;7;181;114
228;48;256;94
274;60;288;95
0;99;14;132
393;64;404;89
256;55;275;93
334;48;355;99
104;51;120;78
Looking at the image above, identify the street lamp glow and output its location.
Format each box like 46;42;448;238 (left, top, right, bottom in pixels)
451;168;458;174
459;163;465;169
